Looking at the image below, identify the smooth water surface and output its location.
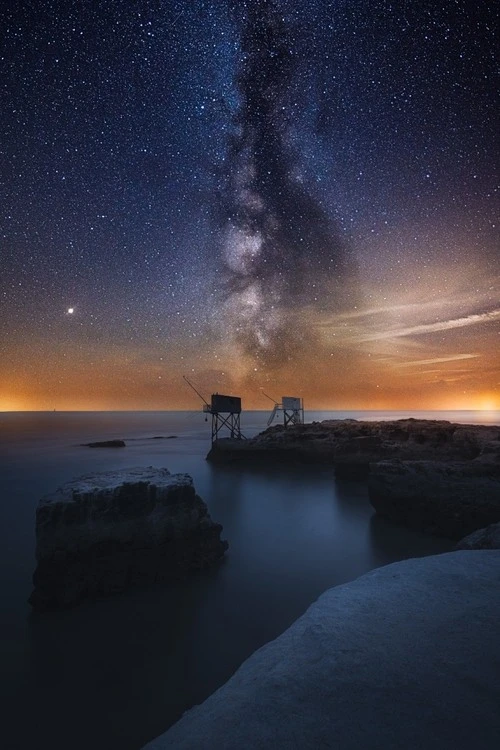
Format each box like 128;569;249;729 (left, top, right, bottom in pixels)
1;410;495;749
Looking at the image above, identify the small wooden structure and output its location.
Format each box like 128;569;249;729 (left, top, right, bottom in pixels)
204;394;244;443
183;376;245;444
264;393;304;427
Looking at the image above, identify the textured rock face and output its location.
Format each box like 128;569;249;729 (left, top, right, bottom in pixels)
369;460;500;539
30;467;228;610
334;435;387;477
143;551;500;750
456;522;500;550
206;419;500;475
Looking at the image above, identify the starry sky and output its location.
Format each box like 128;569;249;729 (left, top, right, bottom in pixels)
1;0;498;411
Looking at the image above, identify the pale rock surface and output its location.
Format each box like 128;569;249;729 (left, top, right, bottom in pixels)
144;551;500;750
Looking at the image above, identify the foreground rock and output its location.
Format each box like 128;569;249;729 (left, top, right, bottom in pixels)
369;460;500;539
456;522;500;550
144;551;500;750
29;467;228;611
207;419;500;476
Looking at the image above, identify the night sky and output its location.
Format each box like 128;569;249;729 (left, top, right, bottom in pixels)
1;0;498;411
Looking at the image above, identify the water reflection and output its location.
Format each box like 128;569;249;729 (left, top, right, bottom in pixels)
27;579;214;750
368;514;455;567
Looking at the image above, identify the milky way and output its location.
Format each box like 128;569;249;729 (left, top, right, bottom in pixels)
219;0;354;373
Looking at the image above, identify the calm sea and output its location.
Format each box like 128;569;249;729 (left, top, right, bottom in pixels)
0;410;497;750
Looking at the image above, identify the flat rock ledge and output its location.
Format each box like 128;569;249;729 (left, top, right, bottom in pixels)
144;551;500;750
207;419;500;477
29;467;228;611
368;460;500;540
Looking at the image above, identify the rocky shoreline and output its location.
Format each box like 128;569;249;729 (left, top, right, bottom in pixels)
30;467;228;611
207;418;499;467
207;419;500;540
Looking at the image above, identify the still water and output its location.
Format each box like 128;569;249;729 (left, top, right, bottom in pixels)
0;410;496;749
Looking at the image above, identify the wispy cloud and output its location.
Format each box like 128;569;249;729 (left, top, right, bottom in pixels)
356;309;500;342
327;299;455;323
322;282;500;326
396;354;480;367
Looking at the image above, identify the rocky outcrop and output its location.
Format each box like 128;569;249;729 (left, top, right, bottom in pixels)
206;419;500;538
456;522;500;550
368;460;500;539
206;419;500;475
143;551;500;750
29;467;228;611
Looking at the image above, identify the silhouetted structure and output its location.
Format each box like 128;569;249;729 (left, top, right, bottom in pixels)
204;394;244;443
183;376;245;444
263;392;304;427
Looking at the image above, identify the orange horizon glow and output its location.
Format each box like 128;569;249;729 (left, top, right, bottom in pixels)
3;273;499;416
1;391;499;414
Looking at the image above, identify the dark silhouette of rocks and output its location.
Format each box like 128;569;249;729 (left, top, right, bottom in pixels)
207;419;499;473
456;522;500;550
82;439;126;447
207;419;500;539
368;460;500;540
29;467;228;611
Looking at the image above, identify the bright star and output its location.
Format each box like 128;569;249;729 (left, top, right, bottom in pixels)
67;307;74;314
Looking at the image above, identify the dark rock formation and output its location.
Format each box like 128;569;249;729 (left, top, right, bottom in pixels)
369;460;500;539
29;467;228;611
83;439;126;448
206;419;500;476
206;420;500;538
456;522;500;550
334;435;386;477
143;551;500;750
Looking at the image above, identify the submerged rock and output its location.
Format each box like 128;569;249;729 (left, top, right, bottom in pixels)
83;439;126;448
29;467;228;610
143;551;500;750
368;460;500;539
456;522;500;550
